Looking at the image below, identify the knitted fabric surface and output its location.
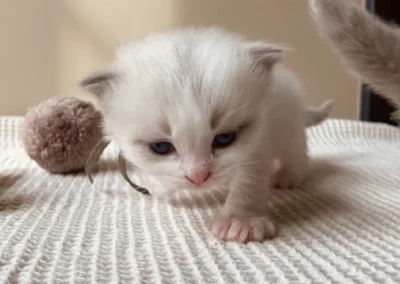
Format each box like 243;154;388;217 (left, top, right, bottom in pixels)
0;116;399;284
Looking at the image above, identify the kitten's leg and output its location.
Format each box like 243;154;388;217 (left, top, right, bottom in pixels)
271;118;308;189
212;164;276;242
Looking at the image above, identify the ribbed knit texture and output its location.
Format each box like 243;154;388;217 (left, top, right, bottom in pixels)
1;116;400;283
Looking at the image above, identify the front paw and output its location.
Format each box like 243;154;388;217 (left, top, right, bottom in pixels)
212;215;276;243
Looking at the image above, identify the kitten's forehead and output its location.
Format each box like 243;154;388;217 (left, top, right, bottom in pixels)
106;28;270;142
115;28;256;96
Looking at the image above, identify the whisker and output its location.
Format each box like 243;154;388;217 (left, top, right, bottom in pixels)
214;162;272;179
231;188;251;203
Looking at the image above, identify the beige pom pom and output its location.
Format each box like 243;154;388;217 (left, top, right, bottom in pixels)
22;97;102;174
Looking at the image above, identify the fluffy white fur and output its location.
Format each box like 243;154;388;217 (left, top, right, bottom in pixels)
81;27;332;242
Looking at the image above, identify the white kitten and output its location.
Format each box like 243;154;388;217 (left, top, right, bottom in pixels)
81;27;332;242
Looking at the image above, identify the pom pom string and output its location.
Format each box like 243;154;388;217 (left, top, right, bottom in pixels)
85;139;150;195
118;152;149;195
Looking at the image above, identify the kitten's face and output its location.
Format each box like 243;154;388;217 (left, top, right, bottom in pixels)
81;28;282;195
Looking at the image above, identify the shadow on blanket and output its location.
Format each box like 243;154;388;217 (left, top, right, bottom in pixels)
0;173;25;211
271;158;356;231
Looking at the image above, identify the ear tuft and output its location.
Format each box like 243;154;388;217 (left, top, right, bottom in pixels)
80;70;117;98
246;42;287;67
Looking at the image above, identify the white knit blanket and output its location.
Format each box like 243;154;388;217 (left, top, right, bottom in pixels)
1;116;400;284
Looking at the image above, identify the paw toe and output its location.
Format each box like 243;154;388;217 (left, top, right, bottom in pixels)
212;216;276;243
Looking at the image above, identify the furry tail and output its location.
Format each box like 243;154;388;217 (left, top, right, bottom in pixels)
309;0;400;109
305;100;334;127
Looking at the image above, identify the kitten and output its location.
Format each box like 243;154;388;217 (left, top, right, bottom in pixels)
80;27;332;242
310;0;400;118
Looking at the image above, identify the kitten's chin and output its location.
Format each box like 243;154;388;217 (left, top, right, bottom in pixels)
130;169;228;198
158;180;224;198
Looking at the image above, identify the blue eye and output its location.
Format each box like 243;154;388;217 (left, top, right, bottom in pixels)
149;142;174;155
213;132;237;148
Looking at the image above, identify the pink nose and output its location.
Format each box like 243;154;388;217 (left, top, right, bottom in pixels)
185;171;211;185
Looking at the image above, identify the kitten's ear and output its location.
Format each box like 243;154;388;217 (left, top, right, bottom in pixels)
80;70;118;98
245;42;286;68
